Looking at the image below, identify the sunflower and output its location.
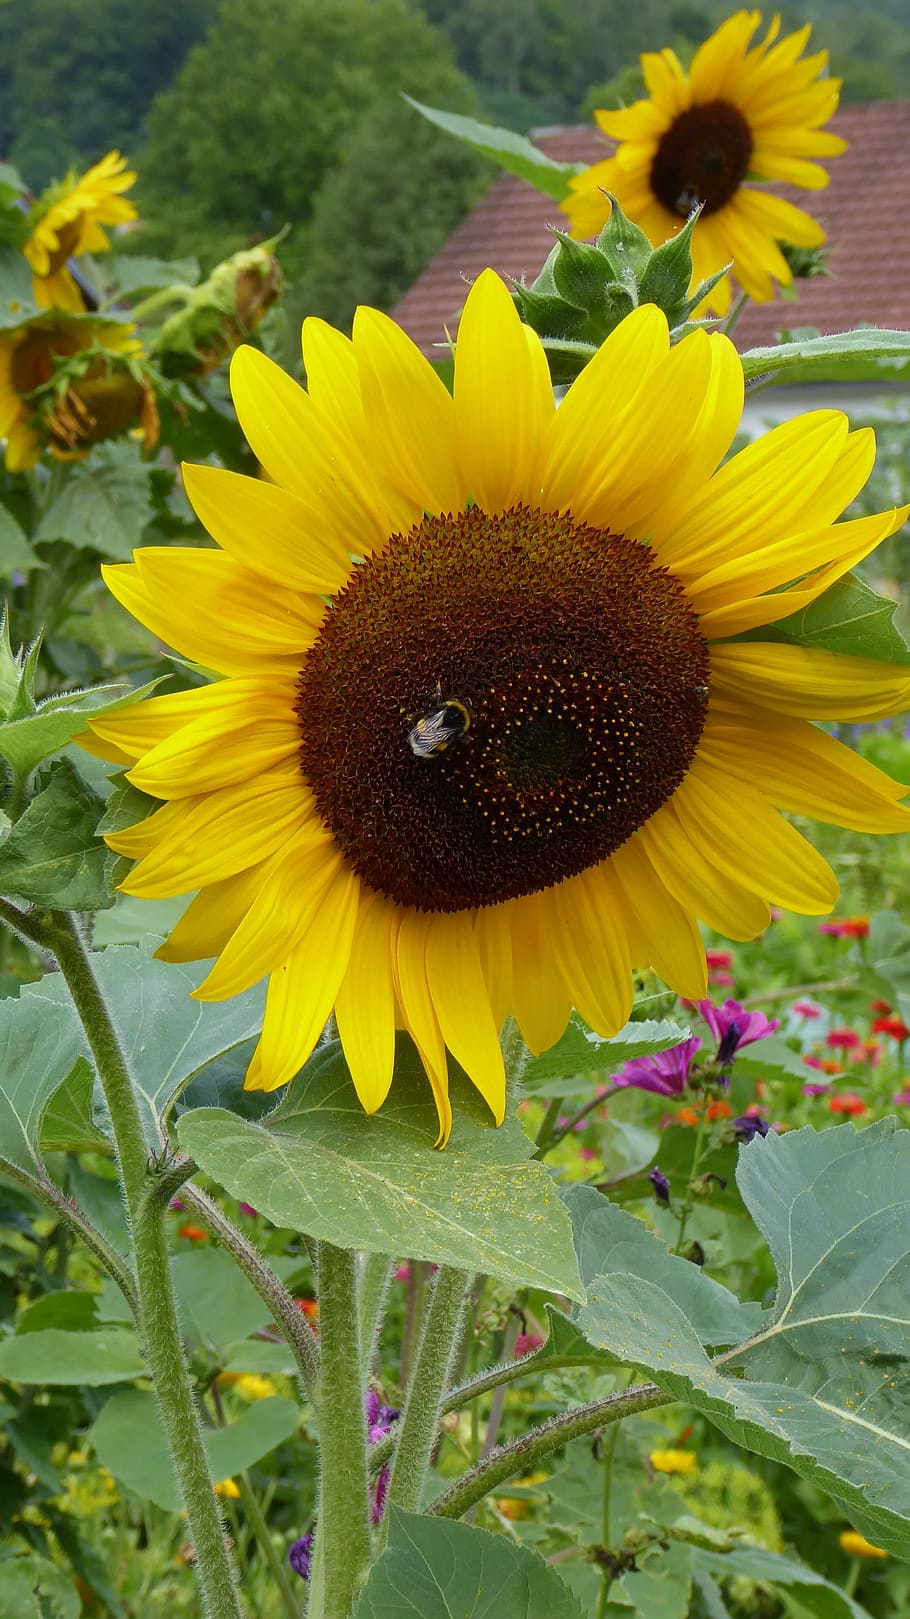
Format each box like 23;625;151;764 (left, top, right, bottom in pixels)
0;314;144;472
562;11;846;316
87;272;910;1145
24;151;138;313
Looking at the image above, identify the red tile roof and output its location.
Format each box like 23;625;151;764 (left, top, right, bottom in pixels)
391;102;910;357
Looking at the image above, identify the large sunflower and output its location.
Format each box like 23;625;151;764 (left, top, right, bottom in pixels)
24;151;138;313
562;10;846;316
88;272;910;1144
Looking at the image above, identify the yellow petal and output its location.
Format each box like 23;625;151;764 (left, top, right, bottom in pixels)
155;861;271;964
335;892;398;1114
354;306;463;517
90;677;293;760
710;644;910;721
192;835;341;1001
453;269;553;515
508;891;572;1054
127;699;300;800
392;909;452;1147
545;864;633;1036
257;865;360;1089
425;912;505;1123
609;837;708;1001
473;905;513;1033
181;463;353;592
674;760;839;913
640;801;771;941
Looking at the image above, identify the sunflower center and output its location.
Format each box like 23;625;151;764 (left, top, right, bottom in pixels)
296;505;709;913
651;99;754;217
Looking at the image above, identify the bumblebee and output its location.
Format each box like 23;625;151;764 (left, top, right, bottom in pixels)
407;694;472;759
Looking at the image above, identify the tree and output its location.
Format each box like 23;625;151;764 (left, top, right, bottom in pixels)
135;0;483;287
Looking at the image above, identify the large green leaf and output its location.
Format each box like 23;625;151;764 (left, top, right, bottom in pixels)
741;328;910;386
39;1057;109;1155
759;574;910;666
0;506;43;575
566;1185;762;1348
0;247;39;325
733;1034;814;1085
0;993;86;1174
520;1016;690;1097
404;98;584;201
171;1247;275;1353
23;939;266;1149
178;1039;584;1299
0;1554;80;1619
0;1328;145;1385
353;1508;586;1619
91;1388;299;1510
34;444;155;560
694;1546;875;1619
0;760;122;909
573;1120;910;1555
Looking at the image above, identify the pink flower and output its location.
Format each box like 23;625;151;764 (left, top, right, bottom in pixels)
826;1028;861;1051
514;1333;545;1358
802;1082;832;1096
697;998;779;1056
613;1037;702;1097
793;1001;822;1019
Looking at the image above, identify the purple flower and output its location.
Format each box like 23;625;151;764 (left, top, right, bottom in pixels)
612;1037;702;1097
237;1202;258;1218
733;1114;770;1143
289;1534;314;1579
802;1081;832;1097
698;999;779;1058
371;1465;390;1525
648;1166;671;1205
365;1389;400;1445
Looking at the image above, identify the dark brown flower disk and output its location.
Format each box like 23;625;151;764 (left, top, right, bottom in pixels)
651;99;754;216
296;506;709;912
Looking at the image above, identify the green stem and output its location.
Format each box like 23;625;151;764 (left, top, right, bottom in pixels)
181;1182;319;1397
23;907;243;1619
130;283;196;321
384;1267;471;1528
535;1086;621;1158
533;1096;564;1154
723;290;750;338
430;1382;669;1520
235;1473;301;1619
673;1103;712;1256
399;1259;431;1387
308;1242;371;1619
0;1155;137;1314
357;1252;392;1378
595;1378;628;1619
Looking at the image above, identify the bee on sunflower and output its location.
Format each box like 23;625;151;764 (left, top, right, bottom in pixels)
562;10;846;314
87;271;909;1145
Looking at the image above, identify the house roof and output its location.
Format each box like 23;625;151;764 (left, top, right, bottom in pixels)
391;102;910;357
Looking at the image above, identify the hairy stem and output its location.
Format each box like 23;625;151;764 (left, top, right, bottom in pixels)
0;1155;137;1314
27;907;244;1619
429;1382;669;1520
357;1251;392;1378
182;1182;319;1397
308;1242;371;1619
384;1266;471;1528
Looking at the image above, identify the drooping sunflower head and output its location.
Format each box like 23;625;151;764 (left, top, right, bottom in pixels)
0;313;146;472
88;272;909;1145
563;10;846;315
24;151;138;313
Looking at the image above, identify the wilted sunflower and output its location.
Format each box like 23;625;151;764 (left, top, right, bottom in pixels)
562;10;845;315
88;272;910;1144
24;151;137;312
0;314;145;472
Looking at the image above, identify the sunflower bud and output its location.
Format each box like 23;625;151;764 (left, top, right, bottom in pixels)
511;195;729;384
154;236;285;379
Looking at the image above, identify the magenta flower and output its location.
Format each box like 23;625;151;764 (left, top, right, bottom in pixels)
612;1036;701;1097
697;998;779;1057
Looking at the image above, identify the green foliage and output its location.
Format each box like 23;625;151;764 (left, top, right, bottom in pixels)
520;1014;691;1096
178;1037;584;1297
354;1507;586;1618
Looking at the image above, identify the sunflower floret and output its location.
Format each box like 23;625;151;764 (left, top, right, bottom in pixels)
88;271;910;1147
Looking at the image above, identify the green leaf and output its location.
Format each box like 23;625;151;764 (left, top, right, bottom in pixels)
520;1016;691;1097
0;1328;145;1385
91;1388;299;1510
758;574;910;666
0;247;39;326
171;1247;275;1353
694;1546;874;1619
0;506;43;576
24;938;266;1149
101;255;201;298
91;892;190;947
16;1292;98;1334
0;1554;80;1619
353;1508;586;1619
404;97;584;202
732;1035;813;1085
0;678;159;778
221;1339;298;1376
0;993;85;1174
178;1039;584;1299
741;328;910;386
39;1056;109;1155
566;1186;762;1349
0;759;122;909
573;1120;910;1556
34;445;155;561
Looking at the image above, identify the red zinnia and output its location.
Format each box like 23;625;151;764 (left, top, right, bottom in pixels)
872;1016;910;1040
828;1093;867;1117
